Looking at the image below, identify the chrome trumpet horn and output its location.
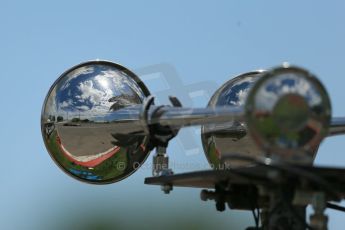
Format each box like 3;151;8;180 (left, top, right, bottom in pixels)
201;71;264;168
202;66;332;168
41;61;152;184
41;60;332;184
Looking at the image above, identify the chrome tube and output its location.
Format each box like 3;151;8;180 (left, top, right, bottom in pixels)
150;106;244;128
329;117;345;136
105;105;245;135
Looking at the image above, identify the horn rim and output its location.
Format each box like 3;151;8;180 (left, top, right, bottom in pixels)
245;65;332;160
41;60;152;184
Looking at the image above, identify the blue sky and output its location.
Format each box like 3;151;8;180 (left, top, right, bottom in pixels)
1;1;345;229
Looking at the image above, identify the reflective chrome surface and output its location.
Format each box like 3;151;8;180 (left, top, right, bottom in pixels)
201;71;264;168
41;60;151;184
151;106;244;128
329;117;345;136
202;66;332;167
246;66;331;162
43;60;334;182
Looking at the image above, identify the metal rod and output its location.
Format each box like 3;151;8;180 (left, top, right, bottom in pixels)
110;105;345;140
149;106;245;128
107;105;245;136
329;117;345;136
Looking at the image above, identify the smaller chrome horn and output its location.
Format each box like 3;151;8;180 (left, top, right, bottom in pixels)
201;71;264;168
42;61;331;184
202;65;331;167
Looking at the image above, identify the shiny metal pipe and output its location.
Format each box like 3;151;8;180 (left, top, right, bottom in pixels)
200;116;345;140
329;117;345;136
149;106;244;128
106;105;245;135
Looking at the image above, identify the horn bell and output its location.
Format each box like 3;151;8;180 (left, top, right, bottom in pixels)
201;71;264;169
201;66;331;168
41;60;151;184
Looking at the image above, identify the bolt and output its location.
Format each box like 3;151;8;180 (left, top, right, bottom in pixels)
161;184;173;194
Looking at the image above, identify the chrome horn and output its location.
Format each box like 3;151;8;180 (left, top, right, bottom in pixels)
41;60;332;184
202;65;332;167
